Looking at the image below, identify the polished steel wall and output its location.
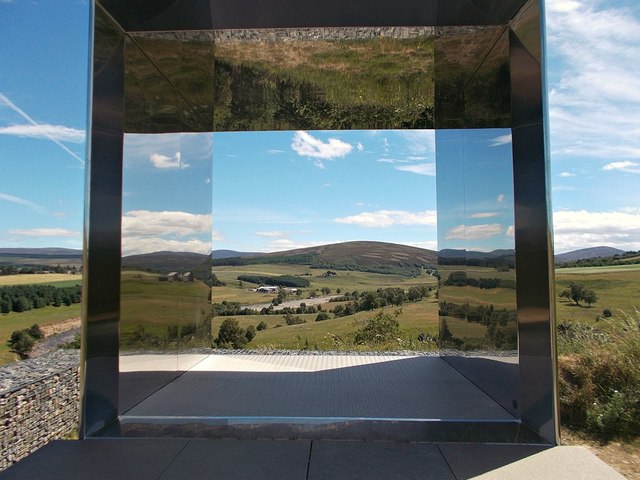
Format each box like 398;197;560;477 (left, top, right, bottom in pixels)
84;0;557;443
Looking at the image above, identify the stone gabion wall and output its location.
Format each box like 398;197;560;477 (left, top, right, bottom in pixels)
0;350;80;470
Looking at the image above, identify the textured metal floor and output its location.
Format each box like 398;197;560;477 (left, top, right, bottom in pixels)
121;355;513;420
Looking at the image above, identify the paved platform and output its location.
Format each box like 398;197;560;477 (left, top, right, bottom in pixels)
0;439;626;479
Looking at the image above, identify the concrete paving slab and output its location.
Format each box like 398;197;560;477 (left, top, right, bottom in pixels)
308;441;455;480
0;439;188;480
159;439;311;480
438;443;550;479
467;446;626;480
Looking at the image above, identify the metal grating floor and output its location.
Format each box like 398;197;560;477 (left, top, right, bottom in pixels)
120;354;514;420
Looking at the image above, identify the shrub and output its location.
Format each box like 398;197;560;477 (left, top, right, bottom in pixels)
284;314;306;326
558;310;640;441
215;318;247;349
256;321;268;331
315;312;330;322
8;330;35;359
245;325;256;342
28;324;44;340
353;310;400;345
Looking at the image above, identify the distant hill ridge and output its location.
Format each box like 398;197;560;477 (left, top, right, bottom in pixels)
555;246;626;264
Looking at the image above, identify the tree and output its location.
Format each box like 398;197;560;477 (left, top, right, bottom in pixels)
582;289;598;307
28;324;44;340
560;282;597;307
321;287;331;295
8;330;35;359
316;312;330;321
245;325;256;342
353;310;400;345
215;318;247;349
256;321;268;331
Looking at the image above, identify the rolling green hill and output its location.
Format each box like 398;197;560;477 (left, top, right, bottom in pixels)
213;241;437;276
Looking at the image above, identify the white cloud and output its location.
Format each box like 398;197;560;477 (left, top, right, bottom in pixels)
497;193;506;203
0;92;84;164
470;212;499;219
558;172;576;177
395;163;436;176
291;131;352;160
254;231;288;238
335;209;437;228
546;0;640;162
602;161;640;173
553;209;640;252
212;230;224;241
149;152;188;169
124;133;212;168
265;239;327;252
489;133;512;147
0;192;45;213
122;210;211;237
356;142;364;152
0;124;85;143
445;224;503;240
5;228;79;238
506;225;515;237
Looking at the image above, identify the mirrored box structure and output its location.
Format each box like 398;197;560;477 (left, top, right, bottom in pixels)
83;0;557;444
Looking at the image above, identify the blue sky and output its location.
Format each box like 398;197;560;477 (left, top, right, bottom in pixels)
1;0;640;254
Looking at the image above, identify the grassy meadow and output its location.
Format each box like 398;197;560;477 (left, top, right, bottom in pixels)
0;261;638;362
555;264;640;325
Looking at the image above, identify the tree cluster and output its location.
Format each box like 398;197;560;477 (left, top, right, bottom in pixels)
0;264;79;276
237;274;310;288
329;286;431;318
7;324;44;359
0;284;81;314
560;282;598;307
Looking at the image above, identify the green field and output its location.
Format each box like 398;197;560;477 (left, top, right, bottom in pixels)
1;262;638;363
213;264;436;304
215;299;439;351
555;265;640;325
0;304;81;364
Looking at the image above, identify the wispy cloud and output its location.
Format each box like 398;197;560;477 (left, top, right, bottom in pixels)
497;193;506;203
553;209;640;252
254;230;288;238
149;152;188;169
395;163;436;176
558;171;576;177
6;228;79;238
445;224;503;240
0;192;45;213
335;209;437;228
546;0;640;161
291;131;353;167
602;161;640;173
470;212;499;219
489;133;512;147
0;92;85;164
0;124;84;143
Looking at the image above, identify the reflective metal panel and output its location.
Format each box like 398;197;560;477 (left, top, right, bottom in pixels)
434;26;510;129
212;28;434;131
510;0;558;444
119;132;213;413
86;0;556;444
81;3;125;437
436;128;519;417
124;32;214;133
